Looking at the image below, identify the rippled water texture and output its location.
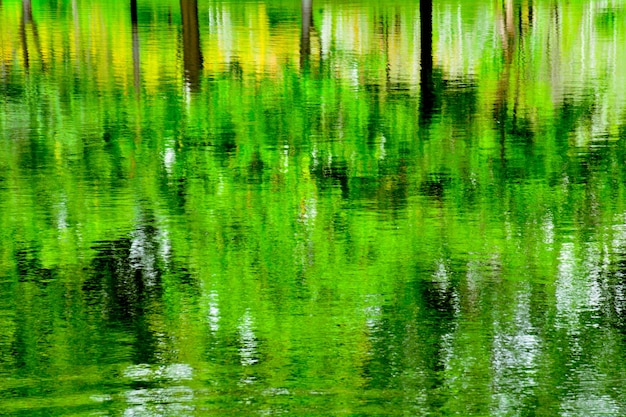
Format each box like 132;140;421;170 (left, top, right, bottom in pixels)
2;0;626;415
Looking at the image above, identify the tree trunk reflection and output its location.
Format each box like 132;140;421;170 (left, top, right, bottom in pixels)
20;0;43;71
130;0;140;94
180;0;202;91
300;0;313;72
419;0;435;126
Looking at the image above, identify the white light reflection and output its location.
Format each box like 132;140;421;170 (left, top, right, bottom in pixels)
555;242;605;332
121;364;194;417
123;363;193;382
158;227;171;267
433;258;451;292
163;146;176;176
239;309;259;367
543;211;554;246
555;243;581;330
363;294;383;335
559;366;620;417
208;290;220;333
130;227;158;287
56;199;68;232
491;286;540;416
123;386;194;417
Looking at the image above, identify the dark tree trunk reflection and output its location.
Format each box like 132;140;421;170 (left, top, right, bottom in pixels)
20;0;42;71
300;0;313;71
180;0;203;91
419;0;435;126
130;0;140;94
20;0;30;69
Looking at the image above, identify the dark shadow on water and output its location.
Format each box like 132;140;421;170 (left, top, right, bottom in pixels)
311;160;350;198
83;219;164;363
442;79;478;127
14;246;55;286
363;276;458;412
246;150;265;184
419;172;452;200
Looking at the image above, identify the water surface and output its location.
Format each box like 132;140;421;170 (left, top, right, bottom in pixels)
2;0;626;415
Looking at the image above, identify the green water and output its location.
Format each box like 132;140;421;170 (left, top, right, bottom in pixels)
2;0;626;415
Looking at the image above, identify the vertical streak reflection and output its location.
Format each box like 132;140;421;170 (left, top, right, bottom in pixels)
300;0;313;71
180;0;203;91
419;0;435;125
20;0;33;70
130;0;141;94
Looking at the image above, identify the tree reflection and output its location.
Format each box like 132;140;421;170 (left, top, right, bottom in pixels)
130;0;141;94
180;0;203;91
494;0;535;177
20;0;43;71
300;0;313;71
419;0;436;126
4;0;626;414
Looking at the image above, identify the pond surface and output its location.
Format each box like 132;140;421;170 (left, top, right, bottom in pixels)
2;0;626;415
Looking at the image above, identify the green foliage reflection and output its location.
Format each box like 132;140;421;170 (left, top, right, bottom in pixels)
2;0;626;415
